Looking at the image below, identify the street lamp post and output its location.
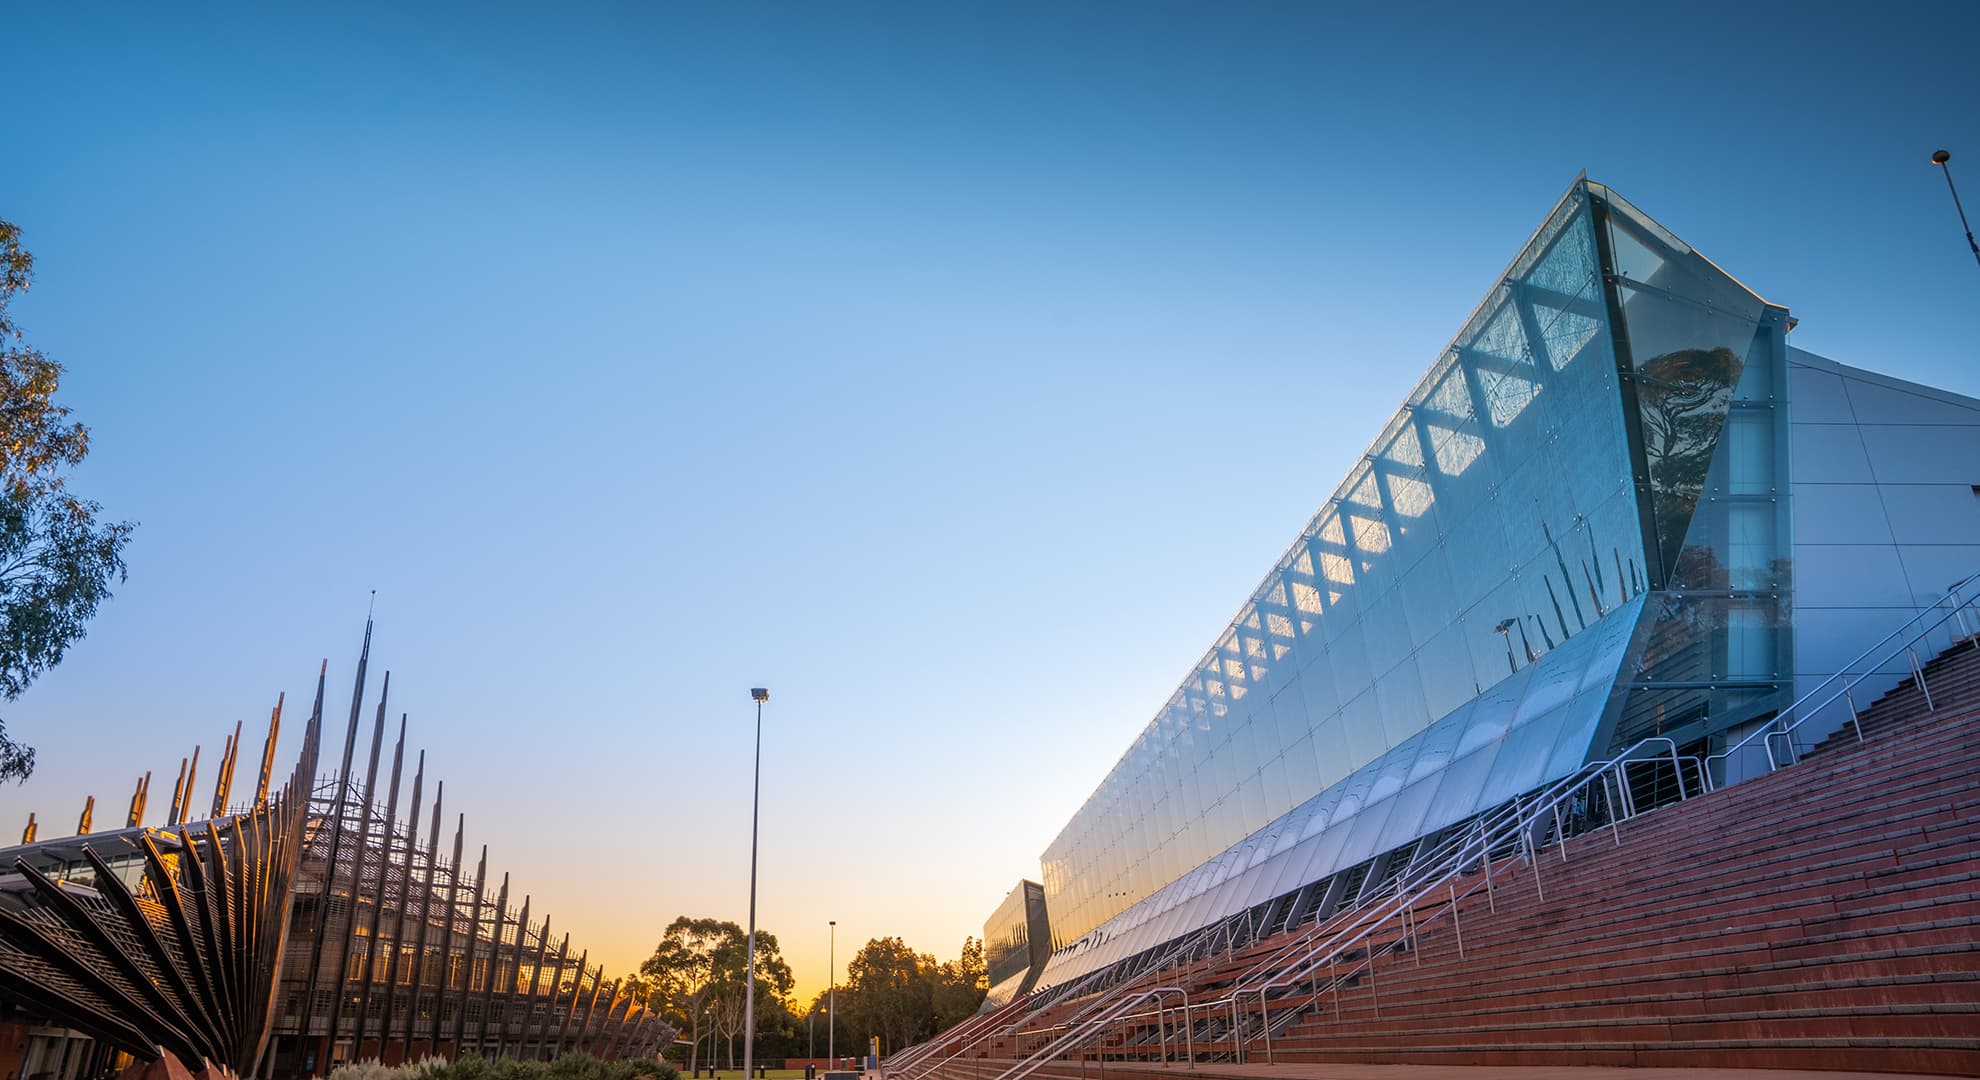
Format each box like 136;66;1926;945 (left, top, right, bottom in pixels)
1932;150;1980;270
828;920;836;1066
745;688;768;1080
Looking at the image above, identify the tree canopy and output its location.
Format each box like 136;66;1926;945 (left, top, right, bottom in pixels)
637;916;795;1070
640;917;986;1066
835;935;986;1056
0;219;133;781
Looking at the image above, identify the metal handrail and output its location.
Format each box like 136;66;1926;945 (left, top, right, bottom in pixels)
1217;737;1688;1061
1020;919;1208;1011
983;987;1189;1080
893;949;1194;1080
938;576;1980;1073
885;999;1020;1077
1703;572;1980;788
977;728;1688;1067
1221;581;1980;1059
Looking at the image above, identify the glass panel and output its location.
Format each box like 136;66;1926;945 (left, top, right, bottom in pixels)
1379;775;1442;847
1335;793;1397;869
1421;741;1501;825
1480;701;1573;806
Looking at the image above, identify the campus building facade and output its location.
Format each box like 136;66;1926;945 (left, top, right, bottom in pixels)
982;177;1980;1002
0;627;673;1080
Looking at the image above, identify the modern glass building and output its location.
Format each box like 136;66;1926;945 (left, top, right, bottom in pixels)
982;177;1980;998
981;882;1051;1010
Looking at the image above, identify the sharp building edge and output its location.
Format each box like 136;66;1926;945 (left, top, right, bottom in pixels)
975;176;1980;1014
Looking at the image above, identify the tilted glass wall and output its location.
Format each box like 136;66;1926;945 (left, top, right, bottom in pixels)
1588;182;1794;751
982;880;1052;1010
1039;181;1656;948
1037;597;1643;986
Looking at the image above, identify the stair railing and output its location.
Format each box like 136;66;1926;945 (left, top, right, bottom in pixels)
946;574;1980;1072
884;998;1024;1079
1025;912;1225;1010
890;928;1217;1080
1185;784;1549;1030
1218;737;1689;1062
1702;571;1980;789
1002;732;1687;1067
983;987;1190;1080
1230;582;1980;1059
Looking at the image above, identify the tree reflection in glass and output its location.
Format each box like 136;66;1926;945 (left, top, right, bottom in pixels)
1634;345;1740;577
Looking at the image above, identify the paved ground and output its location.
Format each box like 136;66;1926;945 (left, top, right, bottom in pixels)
1105;1064;1953;1080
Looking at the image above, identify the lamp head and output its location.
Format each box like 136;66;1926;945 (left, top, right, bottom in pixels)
1933;149;1952;165
751;688;769;703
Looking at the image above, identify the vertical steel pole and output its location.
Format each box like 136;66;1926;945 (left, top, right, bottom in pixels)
829;920;836;1066
380;751;426;1061
554;949;588;1058
745;695;763;1080
403;785;446;1054
1448;884;1464;959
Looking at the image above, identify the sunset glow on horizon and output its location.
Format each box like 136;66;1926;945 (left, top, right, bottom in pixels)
3;3;1975;1022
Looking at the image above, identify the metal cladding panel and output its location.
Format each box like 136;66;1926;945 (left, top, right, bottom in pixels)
1786;348;1980;727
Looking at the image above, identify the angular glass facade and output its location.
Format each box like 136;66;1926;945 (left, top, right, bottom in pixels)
1596;184;1795;750
1044;599;1646;980
1023;178;1795;975
981;880;1052;1010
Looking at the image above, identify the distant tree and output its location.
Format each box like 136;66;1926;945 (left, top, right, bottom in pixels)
640;916;797;1071
707;926;795;1066
0;219;133;782
844;937;931;1056
928;936;986;1031
827;935;989;1056
640;917;735;1074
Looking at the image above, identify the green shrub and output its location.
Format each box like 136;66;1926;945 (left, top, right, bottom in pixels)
395;1053;675;1080
619;1060;679;1080
328;1061;416;1080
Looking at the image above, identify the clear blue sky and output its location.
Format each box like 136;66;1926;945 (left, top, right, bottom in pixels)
5;3;1976;1003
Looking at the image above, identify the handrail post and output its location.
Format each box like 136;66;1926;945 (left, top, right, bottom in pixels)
1448;883;1465;959
1845;687;1864;742
1481;842;1496;913
1601;772;1622;845
1367;947;1379;1020
1524;822;1544;903
1260;991;1272;1064
1908;645;1936;714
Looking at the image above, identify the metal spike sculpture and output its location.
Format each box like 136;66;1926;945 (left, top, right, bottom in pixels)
0;623;672;1079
